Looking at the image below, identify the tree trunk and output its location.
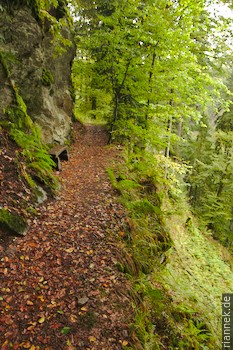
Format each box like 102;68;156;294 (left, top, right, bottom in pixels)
108;93;119;144
165;116;173;158
146;51;156;120
177;120;183;137
91;96;97;119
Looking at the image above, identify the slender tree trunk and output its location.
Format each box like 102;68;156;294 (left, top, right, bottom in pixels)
108;59;132;143
146;51;156;120
165;116;173;158
91;96;97;119
177;120;183;137
165;90;174;158
108;93;119;144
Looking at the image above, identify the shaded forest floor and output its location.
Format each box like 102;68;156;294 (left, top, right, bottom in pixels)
0;124;134;350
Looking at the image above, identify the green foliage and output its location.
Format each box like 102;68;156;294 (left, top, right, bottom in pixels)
61;326;71;335
6;89;33;130
72;58;112;124
107;169;140;192
10;126;57;190
42;68;54;86
162;204;233;349
182;124;233;247
129;271;215;349
117;179;141;191
2;79;57;192
185;320;212;345
109;151;172;257
73;0;231;146
217;110;233;132
126;199;162;217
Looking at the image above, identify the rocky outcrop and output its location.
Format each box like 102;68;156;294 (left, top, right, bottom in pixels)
0;2;75;144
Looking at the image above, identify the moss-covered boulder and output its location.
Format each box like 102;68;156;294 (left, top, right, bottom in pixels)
0;208;28;236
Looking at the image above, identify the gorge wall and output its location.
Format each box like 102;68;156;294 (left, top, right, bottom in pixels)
0;1;75;144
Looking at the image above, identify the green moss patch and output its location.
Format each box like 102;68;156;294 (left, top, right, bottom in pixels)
0;208;28;236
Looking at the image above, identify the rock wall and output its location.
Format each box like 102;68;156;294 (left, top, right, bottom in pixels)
0;2;75;144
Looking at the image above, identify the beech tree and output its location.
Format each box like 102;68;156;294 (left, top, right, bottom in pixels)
73;0;228;141
71;0;232;244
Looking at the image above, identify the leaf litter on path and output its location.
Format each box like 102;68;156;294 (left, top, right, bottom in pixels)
0;124;133;349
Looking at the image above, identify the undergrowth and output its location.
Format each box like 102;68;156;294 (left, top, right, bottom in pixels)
108;148;233;349
5;97;58;192
162;203;233;349
0;52;58;193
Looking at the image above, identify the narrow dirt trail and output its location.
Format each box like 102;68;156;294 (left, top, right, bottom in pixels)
0;125;133;350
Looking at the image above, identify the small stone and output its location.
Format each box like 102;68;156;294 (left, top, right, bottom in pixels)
77;297;89;305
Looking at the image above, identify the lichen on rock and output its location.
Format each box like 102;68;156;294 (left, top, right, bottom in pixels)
0;1;75;144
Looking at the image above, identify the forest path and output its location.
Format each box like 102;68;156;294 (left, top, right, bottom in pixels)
0;124;133;350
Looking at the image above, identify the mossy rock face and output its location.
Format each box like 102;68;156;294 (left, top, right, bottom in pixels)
0;208;28;236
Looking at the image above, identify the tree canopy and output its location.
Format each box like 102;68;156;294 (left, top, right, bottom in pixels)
70;0;233;245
